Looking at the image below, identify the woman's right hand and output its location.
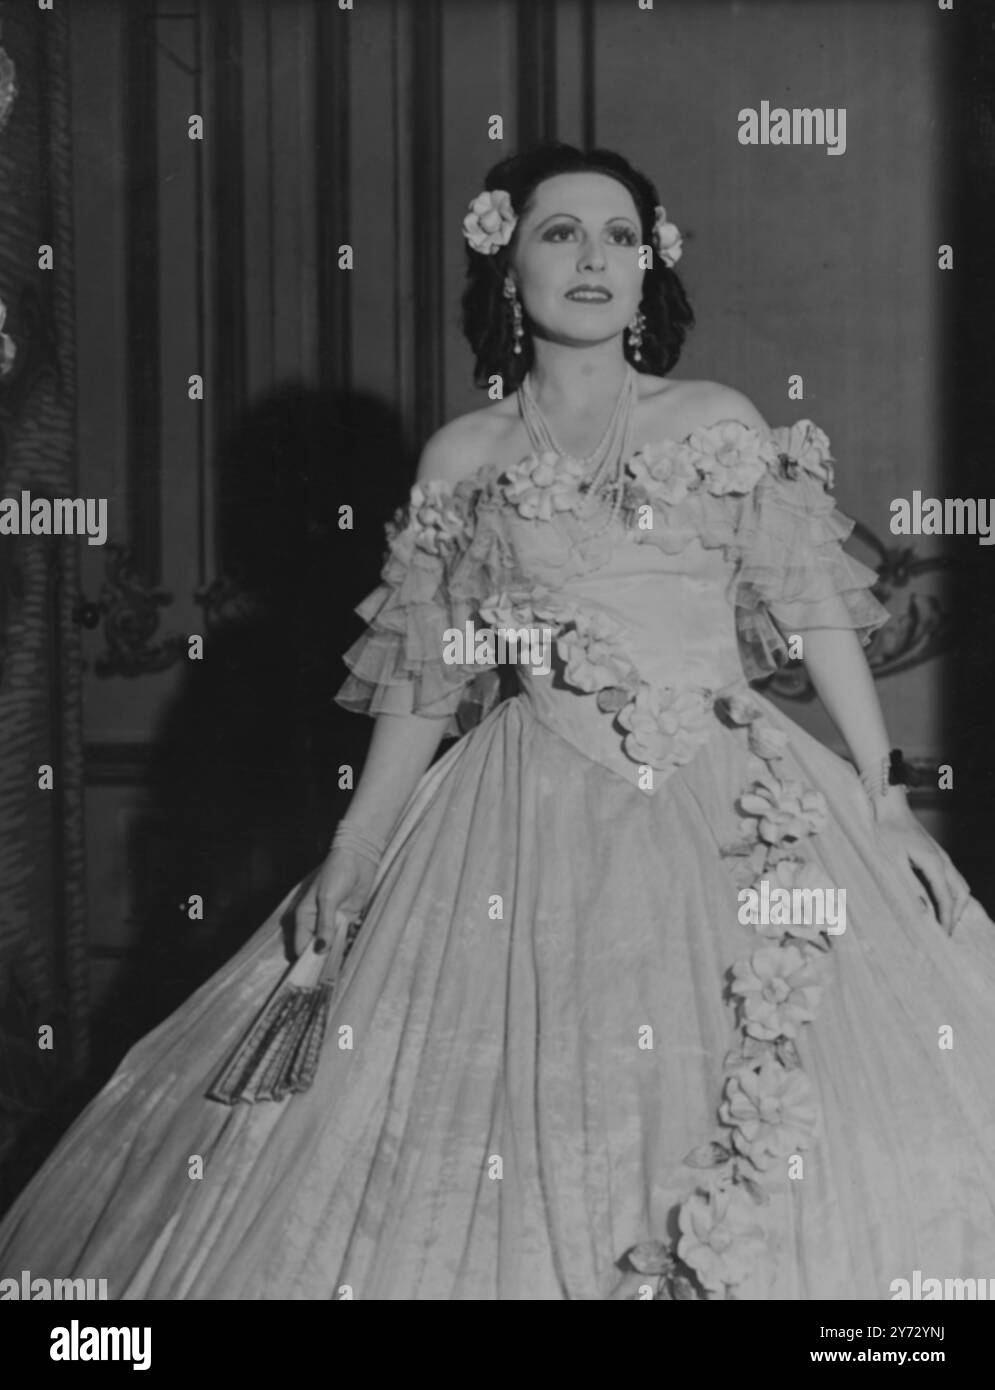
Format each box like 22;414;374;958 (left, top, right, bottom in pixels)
292;847;378;959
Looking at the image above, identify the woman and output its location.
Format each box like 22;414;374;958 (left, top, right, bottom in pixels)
2;142;994;1301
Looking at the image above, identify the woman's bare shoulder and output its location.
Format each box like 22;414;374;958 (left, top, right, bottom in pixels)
639;376;770;437
415;399;519;486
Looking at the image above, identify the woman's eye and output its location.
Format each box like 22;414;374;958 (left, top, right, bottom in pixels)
543;224;638;245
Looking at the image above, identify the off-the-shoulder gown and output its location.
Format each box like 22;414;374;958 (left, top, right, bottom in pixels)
2;370;995;1300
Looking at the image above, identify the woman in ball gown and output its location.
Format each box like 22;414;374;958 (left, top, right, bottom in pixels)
2;142;994;1302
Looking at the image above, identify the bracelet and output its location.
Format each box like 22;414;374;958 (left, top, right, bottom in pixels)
330;820;388;868
858;748;918;803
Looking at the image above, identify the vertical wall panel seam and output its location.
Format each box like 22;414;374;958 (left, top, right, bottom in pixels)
392;0;402;442
194;6;207;584
411;0;444;442
212;1;247;469
580;0;595;149
316;0;350;399
124;0;161;582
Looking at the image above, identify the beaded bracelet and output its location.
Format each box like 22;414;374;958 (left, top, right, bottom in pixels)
330;820;388;868
858;748;918;803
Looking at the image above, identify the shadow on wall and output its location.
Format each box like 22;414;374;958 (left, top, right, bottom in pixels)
0;384;417;1212
943;5;995;918
106;385;416;1057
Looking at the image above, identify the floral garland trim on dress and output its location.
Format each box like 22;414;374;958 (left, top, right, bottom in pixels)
401;418;834;560
476;580;720;781
398;477;478;555
610;689;838;1300
618;418;834;557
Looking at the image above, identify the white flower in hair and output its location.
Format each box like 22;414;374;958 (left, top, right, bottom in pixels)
462;189;518;254
653;205;683;267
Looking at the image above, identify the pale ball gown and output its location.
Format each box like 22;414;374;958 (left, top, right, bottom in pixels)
2;373;994;1300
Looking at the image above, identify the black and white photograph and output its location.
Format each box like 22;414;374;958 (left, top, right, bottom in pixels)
1;0;995;1336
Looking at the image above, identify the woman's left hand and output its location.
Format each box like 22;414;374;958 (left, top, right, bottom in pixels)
873;790;972;935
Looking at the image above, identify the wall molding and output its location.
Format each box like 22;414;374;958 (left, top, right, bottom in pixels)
579;0;595;148
410;0;445;442
316;0;351;398
517;0;558;146
124;0;161;583
209;0;247;456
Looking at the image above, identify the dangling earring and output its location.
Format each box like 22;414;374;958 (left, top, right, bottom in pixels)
503;277;525;355
627;308;646;363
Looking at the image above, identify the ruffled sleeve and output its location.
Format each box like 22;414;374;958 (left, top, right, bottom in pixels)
732;421;891;680
334;473;512;738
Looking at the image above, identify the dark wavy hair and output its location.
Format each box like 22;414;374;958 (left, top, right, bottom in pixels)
460;142;694;392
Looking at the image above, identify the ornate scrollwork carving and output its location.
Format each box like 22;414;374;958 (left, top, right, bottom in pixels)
72;563;274;678
77;543;186;677
761;521;956;702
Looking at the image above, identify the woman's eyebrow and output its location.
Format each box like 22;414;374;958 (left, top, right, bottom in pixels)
531;211;639;230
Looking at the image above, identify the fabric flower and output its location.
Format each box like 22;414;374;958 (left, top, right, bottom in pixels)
676;1182;767;1294
524;586;581;627
403;479;472;555
738;772;828;846
556;610;635;693
478;590;527;629
653;206;684;268
719;1059;819;1168
499;452;587;521
730;943;824;1040
617;683;714;769
750;858;840;948
747;719;789;762
478;586;575;632
685;421;778;497
722;691;764;727
625;440;699;506
771;855;838;897
462;189;517;254
772;420;835;489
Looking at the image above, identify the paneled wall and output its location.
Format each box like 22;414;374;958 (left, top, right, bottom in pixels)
591;0;941;761
67;0;952;1047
